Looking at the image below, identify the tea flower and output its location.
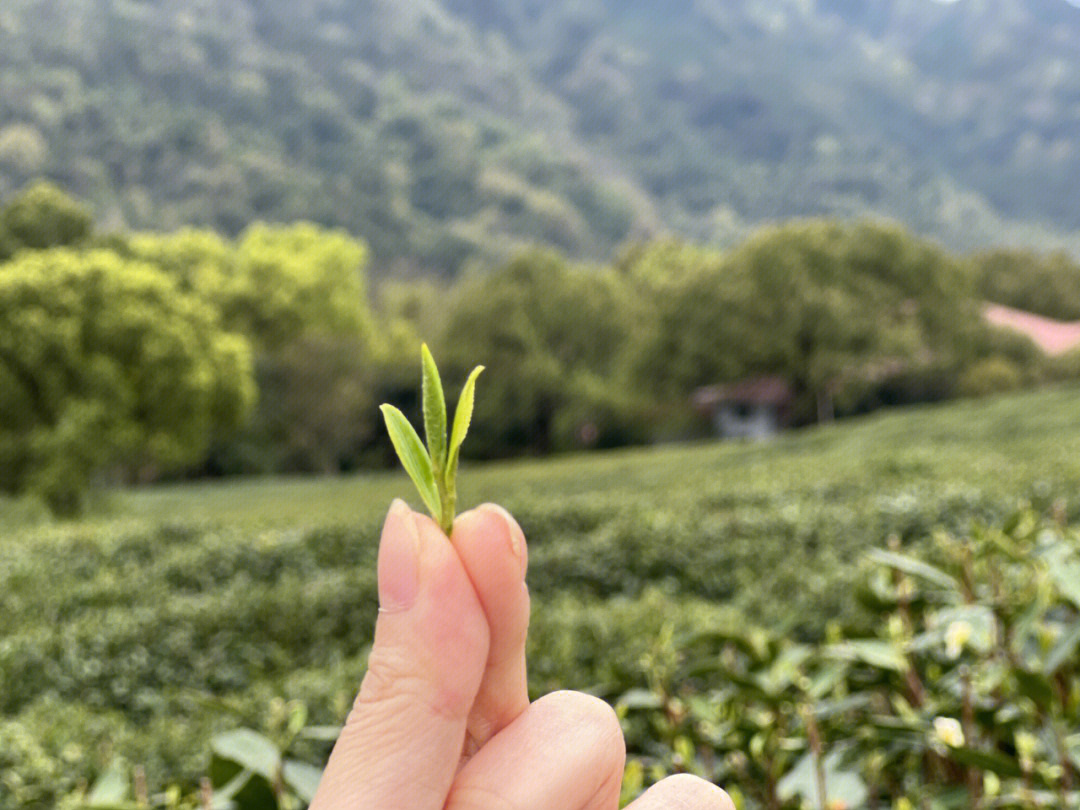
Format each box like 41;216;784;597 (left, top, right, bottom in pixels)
932;716;965;748
944;620;972;659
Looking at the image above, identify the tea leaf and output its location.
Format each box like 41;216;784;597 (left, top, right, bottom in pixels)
824;640;908;672
1050;561;1080;610
446;365;484;486
282;760;323;803
380;404;442;522
210;729;281;782
382;348;481;533
420;343;448;470
948;747;1024;778
1045;621;1080;675
866;549;958;591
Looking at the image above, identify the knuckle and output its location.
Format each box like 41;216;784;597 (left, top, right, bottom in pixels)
351;644;472;723
541;689;625;756
646;774;735;810
445;782;521;810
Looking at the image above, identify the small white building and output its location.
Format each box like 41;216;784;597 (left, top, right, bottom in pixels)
692;376;793;440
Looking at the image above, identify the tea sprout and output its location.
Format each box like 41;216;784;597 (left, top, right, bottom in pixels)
380;345;483;534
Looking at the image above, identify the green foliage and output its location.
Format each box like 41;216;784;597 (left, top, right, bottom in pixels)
617;240;740;400
0;182;92;259
0;0;640;273
975;248;1080;321
0;179;1071;482
122;224;381;475
5;2;1080;269
629;508;1080;809
4;386;1080;807
619;221;985;424
442;250;644;455
718;220;976;419
958;356;1025;398
125;224;374;353
0;248;254;514
381;345;482;533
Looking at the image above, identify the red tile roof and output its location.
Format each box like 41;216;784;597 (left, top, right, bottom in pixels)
984;303;1080;356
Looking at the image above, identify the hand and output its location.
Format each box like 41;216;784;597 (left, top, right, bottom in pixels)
311;499;733;810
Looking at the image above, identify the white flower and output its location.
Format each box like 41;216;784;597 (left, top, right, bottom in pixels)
945;620;972;659
933;716;965;748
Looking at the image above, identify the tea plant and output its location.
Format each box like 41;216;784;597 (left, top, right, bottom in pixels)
612;508;1080;809
7;386;1080;808
380;345;483;534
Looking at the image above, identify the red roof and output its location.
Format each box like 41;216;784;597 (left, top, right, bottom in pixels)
692;376;793;410
984;303;1080;356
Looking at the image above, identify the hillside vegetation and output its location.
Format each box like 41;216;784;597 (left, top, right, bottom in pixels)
4;385;1080;807
6;182;1080;515
2;0;1080;271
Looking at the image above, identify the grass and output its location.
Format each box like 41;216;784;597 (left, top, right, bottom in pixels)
49;382;1080;535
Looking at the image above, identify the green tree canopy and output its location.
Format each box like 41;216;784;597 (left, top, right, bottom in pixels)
442;250;639;456
0;249;254;514
623;222;979;423
720;220;980;419
618;240;749;400
975;248;1080;322
123;223;381;474
126;222;374;350
0;181;92;259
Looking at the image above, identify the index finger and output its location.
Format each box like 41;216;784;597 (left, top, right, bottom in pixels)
310;502;490;810
451;504;532;757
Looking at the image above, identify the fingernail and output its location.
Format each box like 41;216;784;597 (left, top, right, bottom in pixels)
479;503;527;573
377;499;420;612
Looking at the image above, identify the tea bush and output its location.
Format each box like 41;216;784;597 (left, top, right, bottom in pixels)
608;508;1080;808
42;508;1080;810
4;386;1080;808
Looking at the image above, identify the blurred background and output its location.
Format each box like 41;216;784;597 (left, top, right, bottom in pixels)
4;2;1080;809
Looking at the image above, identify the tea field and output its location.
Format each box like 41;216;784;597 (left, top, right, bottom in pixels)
4;386;1080;808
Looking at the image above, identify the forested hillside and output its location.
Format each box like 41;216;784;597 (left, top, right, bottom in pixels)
2;0;1080;272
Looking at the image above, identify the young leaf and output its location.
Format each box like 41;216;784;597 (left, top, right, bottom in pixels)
382;347;481;533
380;404;442;522
420;343;448;470
445;365;484;485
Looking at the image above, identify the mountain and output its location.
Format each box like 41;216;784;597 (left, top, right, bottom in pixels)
1;0;1079;273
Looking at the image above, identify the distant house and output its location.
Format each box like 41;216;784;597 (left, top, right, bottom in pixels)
984;304;1080;356
692;376;793;440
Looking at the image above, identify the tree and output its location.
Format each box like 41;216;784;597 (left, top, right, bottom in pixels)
0;181;92;259
0;249;254;514
210;334;381;475
126;223;375;351
441;250;639;456
124;223;382;474
974;248;1080;321
624;222;979;425
725;222;885;420
618;240;752;401
229;223;375;350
